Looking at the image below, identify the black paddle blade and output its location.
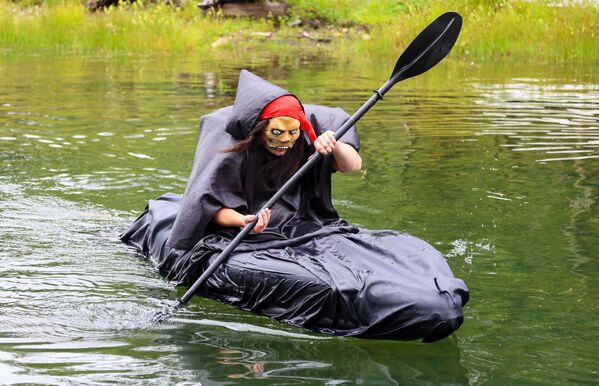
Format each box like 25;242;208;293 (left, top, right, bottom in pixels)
390;12;462;84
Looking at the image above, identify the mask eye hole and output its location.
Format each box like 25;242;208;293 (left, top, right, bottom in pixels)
271;129;282;136
290;130;298;135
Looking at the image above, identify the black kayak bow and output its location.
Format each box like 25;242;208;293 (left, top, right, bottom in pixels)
152;11;463;323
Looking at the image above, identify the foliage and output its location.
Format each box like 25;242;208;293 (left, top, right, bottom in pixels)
286;0;598;62
0;0;273;52
0;0;597;62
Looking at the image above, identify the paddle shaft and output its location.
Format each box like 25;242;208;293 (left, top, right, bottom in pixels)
176;80;395;307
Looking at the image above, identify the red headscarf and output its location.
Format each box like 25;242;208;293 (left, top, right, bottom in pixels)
258;95;317;143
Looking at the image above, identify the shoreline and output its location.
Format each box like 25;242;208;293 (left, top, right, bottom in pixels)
0;0;597;63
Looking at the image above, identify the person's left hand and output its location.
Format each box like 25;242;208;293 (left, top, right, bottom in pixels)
245;208;271;233
314;130;337;156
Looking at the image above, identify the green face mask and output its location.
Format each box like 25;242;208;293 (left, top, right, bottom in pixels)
260;116;301;156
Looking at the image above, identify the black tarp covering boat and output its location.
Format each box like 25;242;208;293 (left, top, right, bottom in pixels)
121;70;469;342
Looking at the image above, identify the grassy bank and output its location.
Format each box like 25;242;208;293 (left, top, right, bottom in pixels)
0;0;597;63
0;0;272;53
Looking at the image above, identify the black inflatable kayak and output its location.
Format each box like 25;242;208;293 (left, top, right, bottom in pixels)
122;193;468;342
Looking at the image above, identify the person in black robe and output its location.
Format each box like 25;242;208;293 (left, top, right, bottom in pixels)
121;69;469;342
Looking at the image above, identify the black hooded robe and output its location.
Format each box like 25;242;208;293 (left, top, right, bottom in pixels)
121;70;469;342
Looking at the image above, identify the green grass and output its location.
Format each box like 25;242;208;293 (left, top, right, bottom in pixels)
0;0;597;62
0;0;273;53
284;0;599;63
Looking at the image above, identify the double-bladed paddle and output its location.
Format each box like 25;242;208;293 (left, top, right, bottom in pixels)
153;11;462;323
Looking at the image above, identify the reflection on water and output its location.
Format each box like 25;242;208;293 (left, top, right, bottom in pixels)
178;329;466;385
474;79;599;162
1;54;598;385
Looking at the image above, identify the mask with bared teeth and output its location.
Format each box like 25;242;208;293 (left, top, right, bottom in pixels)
260;116;301;156
257;95;317;157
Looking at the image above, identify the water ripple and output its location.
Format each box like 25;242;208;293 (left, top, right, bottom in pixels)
472;79;599;162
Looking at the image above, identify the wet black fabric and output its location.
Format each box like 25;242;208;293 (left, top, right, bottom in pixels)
167;69;359;251
121;70;469;341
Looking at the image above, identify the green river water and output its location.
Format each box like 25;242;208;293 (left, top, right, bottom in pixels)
0;52;597;385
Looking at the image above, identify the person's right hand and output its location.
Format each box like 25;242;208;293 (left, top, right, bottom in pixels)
314;130;337;156
243;208;271;233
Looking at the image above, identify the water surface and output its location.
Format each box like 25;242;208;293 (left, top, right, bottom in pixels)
1;53;598;385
